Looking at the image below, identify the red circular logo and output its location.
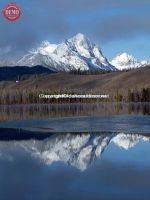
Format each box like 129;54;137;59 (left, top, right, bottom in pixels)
3;3;22;21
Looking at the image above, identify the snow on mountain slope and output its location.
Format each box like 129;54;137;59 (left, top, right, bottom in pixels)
0;133;113;171
111;133;149;150
111;53;149;70
16;33;116;72
22;133;112;171
0;133;149;171
20;133;149;170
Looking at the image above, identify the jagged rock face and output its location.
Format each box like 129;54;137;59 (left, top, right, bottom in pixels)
0;133;149;171
15;33;116;72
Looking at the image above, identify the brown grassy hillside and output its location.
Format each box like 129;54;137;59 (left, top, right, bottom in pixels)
0;66;149;104
2;65;149;91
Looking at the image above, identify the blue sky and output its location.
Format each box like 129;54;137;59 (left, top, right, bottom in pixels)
0;0;150;60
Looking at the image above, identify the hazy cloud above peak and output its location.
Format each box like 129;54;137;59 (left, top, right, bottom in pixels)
0;0;150;59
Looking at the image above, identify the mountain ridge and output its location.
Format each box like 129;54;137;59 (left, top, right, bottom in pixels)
0;65;53;81
111;52;150;70
1;33;116;72
0;34;149;71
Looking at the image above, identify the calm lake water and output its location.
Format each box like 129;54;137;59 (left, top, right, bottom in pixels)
0;103;150;200
0;102;150;121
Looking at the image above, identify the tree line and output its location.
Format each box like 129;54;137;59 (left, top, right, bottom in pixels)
0;87;149;105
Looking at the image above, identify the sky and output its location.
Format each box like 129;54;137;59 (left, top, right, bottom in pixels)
0;0;150;61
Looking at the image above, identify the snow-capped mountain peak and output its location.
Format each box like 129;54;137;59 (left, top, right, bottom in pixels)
67;33;93;57
69;33;90;45
66;33;111;67
15;33;116;72
118;52;135;61
111;52;149;70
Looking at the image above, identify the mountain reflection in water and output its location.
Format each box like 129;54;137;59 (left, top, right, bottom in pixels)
0;132;149;171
